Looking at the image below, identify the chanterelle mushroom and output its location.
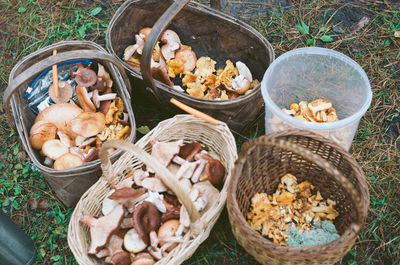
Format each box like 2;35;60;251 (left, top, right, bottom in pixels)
79;204;124;254
133;201;161;245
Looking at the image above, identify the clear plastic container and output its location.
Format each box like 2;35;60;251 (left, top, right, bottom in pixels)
261;47;372;150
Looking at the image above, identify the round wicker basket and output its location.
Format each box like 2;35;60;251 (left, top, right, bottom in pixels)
68;115;237;264
227;130;369;265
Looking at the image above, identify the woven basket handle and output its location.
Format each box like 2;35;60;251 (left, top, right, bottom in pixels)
240;136;365;229
99;139;203;236
140;0;221;96
3;49;131;126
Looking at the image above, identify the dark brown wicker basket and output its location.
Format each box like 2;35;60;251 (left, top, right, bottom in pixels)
3;41;136;207
106;0;274;131
227;130;369;265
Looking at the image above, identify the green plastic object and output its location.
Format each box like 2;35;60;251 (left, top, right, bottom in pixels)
0;212;36;265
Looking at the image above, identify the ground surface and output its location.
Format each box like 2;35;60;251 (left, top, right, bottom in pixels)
0;0;399;264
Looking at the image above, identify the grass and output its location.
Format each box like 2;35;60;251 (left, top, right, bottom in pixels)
0;0;399;264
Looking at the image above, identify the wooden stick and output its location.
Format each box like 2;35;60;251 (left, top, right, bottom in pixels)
52;49;59;98
170;98;219;125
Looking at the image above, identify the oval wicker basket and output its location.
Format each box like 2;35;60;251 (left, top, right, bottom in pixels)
3;41;136;207
68;114;238;264
227;130;369;265
106;0;274;131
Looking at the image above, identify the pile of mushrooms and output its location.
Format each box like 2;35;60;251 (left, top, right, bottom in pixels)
29;63;131;170
123;27;259;100
80;140;225;265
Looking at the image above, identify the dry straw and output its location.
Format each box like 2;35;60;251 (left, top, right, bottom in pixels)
227;130;369;265
68;114;237;264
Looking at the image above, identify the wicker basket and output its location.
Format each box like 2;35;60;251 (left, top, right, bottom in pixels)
68;114;237;264
227;130;369;265
106;0;274;131
3;41;136;207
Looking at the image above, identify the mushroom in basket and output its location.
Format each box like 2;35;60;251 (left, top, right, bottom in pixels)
29;63;131;170
79;140;227;263
123;27;259;100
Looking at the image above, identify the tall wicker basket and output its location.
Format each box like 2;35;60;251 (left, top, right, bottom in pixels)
227;130;369;265
3;41;136;207
106;0;274;131
68;115;238;264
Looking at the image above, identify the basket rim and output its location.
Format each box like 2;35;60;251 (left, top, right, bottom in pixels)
227;129;369;255
8;40;136;176
68;114;238;265
105;0;275;107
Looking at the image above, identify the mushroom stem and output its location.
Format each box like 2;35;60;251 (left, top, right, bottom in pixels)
92;90;117;109
80;214;98;227
43;157;54;167
172;155;186;165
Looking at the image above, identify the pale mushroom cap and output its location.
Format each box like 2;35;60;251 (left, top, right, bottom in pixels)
49;81;73;103
34;103;84;136
157;219;180;244
124;228;147;253
70;112;106;138
131;253;155;265
192;181;220;212
41;139;69;160
53;153;83;170
29;121;57;150
236;61;253;82
175;47;197;72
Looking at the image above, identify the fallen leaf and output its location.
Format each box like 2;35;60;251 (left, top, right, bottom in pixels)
351;16;370;33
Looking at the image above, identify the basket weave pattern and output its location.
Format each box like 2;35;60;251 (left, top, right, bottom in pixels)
227;130;369;265
68;115;237;264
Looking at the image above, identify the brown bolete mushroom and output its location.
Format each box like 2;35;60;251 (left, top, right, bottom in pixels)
70;112;106;138
133;201;160;245
71;63;97;87
108;187;146;203
160;29;181;61
95;235;131;265
204;158;225;186
178;142;202;161
76;85;96;112
29;121;57;150
34;103;83;137
79;203;124;255
151;66;174;87
175;46;197;72
90;76;107;92
53;153;83;170
48;81;73;103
